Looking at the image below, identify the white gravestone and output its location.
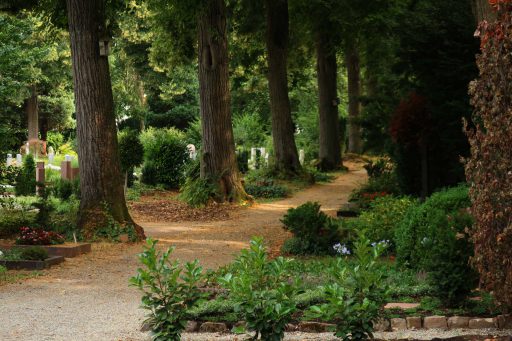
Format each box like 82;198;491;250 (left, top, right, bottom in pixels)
299;149;305;165
186;144;197;160
6;154;12;167
249;148;257;170
16;154;22;167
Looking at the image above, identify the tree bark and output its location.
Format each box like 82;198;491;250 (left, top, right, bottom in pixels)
346;41;363;154
198;0;248;203
471;0;496;24
316;30;342;171
25;84;38;156
264;0;301;175
66;0;144;239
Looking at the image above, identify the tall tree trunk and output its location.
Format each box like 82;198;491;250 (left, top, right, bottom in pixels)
346;41;362;154
264;0;301;175
25;84;38;156
316;30;342;171
471;0;496;23
66;0;144;239
198;0;248;203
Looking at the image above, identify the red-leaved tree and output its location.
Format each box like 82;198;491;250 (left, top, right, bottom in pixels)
466;0;512;310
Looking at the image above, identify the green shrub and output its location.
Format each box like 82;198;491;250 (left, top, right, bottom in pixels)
281;202;339;255
130;238;204;341
219;238;300;341
244;184;288;199
307;233;389;341
15;155;36;196
395;185;477;306
46;131;65;151
20;246;48;260
0;265;6;279
118;130;144;188
350;172;401;207
0;210;36;238
50;177;80;200
0;164;21;185
232;112;268;148
347;196;417;252
178;177;219;208
140;128;189;189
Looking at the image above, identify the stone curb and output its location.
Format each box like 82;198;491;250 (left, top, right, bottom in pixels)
184;315;512;334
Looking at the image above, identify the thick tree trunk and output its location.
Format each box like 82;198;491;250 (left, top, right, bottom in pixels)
472;0;496;23
264;0;301;175
316;30;342;171
346;42;362;154
25;85;38;156
66;0;144;239
198;0;248;203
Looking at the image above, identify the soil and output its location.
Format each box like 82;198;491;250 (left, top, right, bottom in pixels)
0;161;367;341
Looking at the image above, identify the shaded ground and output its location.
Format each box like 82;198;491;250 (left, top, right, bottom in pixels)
0;162;366;341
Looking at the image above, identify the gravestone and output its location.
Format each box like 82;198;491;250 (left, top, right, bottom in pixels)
299;149;305;165
16;154;22;167
61;161;72;180
186;144;197;160
249;148;257;170
6;154;12;167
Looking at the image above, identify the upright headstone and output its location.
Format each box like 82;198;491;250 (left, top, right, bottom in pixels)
187;144;197;160
16;154;22;167
299;149;305;165
48;151;55;164
6;154;12;167
36;162;45;194
264;153;269;166
25;142;30;155
65;154;72;162
61;161;72;180
249;148;257;170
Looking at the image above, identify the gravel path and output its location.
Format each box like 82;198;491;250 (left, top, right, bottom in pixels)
0;163;367;341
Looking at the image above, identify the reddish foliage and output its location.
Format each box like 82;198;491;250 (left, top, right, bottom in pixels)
16;227;65;245
389;92;431;147
466;6;512;310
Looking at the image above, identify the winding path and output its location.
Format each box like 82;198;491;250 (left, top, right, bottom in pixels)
0;162;366;341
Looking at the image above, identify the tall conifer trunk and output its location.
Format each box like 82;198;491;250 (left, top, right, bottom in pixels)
346;41;363;154
316;29;342;171
66;0;144;239
265;0;301;175
198;0;248;202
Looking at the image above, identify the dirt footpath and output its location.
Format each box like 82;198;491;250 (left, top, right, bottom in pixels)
0;162;366;341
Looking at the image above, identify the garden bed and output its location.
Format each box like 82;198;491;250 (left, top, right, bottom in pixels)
0;242;91;258
0;255;64;270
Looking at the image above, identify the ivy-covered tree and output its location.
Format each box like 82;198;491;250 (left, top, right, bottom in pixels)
466;0;512;309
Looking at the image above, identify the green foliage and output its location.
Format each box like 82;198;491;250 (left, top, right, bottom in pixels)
15;155;36;196
347;196;417;252
307;233;389;341
244;184;288;199
0;164;21;185
0;265;6;279
50;177;80;200
19;246;49;261
118;129;144;173
219;238;301;341
178;177;219;208
140;128;189;188
46;131;65;151
395;185;476;306
32;183;53;228
350;172;401;208
130;238;204;341
232;112;268;148
0;209;36;239
281;202;339;255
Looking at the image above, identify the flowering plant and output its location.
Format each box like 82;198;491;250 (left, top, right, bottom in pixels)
16;227;65;245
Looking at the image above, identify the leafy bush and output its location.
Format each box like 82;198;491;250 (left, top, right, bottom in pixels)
178;177;219;208
46;131;65;151
281;202;339;255
219;238;300;341
394;185;477;306
232;112;268;148
307;233;389;341
0;210;36;238
350;172;401;208
15;155;36;196
118;129;144;185
130;238;204;341
0;265;6;279
347;196;417;252
140;128;189;189
19;246;48;261
0;164;21;185
16;226;65;245
244;184;288;199
50;177;80;200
